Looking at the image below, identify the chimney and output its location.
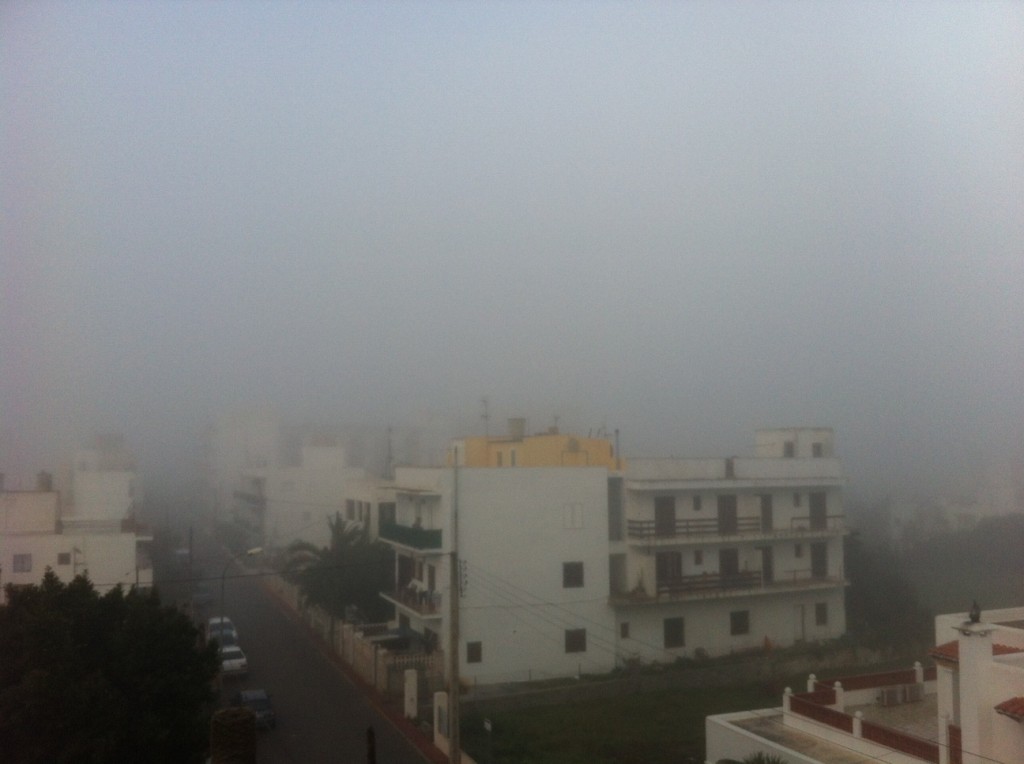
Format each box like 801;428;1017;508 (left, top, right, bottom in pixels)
37;471;54;492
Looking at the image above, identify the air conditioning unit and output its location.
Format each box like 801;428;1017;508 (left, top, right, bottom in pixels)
903;683;924;703
878;687;902;706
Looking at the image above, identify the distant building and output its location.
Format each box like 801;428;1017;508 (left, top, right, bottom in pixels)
449;417;621;470
1;438;152;600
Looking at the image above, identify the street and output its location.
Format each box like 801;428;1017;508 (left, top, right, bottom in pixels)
213;558;433;764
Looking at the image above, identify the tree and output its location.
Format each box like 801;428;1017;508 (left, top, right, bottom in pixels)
0;571;219;763
285;513;394;622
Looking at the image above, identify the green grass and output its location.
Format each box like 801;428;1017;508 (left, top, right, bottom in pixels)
460;683;777;764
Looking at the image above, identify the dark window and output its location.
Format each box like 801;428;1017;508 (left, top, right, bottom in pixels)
13;554;31;573
57;552;71;565
663;617;685;648
467;641;482;663
693;495;702;511
656;552;682;588
496;452;503;467
719;548;740;578
812;442;824;457
607;477;623;541
793;492;801;507
811;542;828;579
809;492;827;530
815;603;828;625
694;550;703;566
730;610;750;635
760;494;773;531
717;495;738;534
795;543;803;558
565;629;587;653
784;441;795;457
379;502;396;525
609;554;627;595
654;496;676;537
620;622;630;639
563;561;584;588
510;449;517;466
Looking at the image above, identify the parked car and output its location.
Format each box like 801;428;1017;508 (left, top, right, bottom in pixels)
219;645;248;677
208;616;236;632
208;624;238;647
232;689;276;729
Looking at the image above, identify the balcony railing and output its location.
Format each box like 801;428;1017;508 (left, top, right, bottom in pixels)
626;514;845;541
614;569;843;603
378;521;443;550
382;587;442;618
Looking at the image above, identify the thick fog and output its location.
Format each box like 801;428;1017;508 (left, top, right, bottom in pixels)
2;2;1022;499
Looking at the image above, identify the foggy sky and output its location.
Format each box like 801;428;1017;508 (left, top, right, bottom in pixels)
2;2;1022;498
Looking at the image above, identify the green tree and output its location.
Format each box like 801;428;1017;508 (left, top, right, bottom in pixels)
285;513;394;622
0;571;219;763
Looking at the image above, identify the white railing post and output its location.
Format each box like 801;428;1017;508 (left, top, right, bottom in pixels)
807;673;817;692
834;681;845;711
914;661;924;684
783;687;792;713
853;711;863;738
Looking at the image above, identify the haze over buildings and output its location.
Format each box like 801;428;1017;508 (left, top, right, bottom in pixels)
2;2;1022;499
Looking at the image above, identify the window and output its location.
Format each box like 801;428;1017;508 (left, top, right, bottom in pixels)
663;617;685;648
13;554;31;573
730;610;750;635
793;492;801;507
694;550;703;566
620;622;630;639
812;442;824;458
795;543;803;558
693;495;702;511
654;496;676;536
784;441;795;457
57;552;71;565
467;641;482;663
562;561;584;588
565;629;587;653
607;477;623;541
760;494;773;531
496;452;503;467
815;603;829;626
510;449;517;466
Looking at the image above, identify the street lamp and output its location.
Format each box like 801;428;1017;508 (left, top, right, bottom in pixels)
219;546;263;629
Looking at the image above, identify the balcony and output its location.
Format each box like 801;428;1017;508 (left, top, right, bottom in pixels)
381;585;443;619
378;521;443;551
626;514;845;543
610;569;845;605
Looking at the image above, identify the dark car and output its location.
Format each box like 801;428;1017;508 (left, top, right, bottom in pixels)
232;689;276;730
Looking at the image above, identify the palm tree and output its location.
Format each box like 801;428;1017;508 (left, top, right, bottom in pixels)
284;513;393;622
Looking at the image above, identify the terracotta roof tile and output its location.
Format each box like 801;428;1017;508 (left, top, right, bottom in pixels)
995;697;1024;721
929;641;1024;664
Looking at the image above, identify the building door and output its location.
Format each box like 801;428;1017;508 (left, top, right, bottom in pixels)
758;546;774;584
760;495;773;531
397;554;414;589
810;542;828;579
719;548;740;585
654;496;676;537
717;495;738;534
794;604;806;642
655;551;682;591
809;492;827;530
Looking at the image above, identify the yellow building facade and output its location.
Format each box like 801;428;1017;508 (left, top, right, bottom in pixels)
448;418;621;469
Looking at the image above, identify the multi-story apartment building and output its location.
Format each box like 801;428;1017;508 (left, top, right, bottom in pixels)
612;428;847;662
371;423;847;686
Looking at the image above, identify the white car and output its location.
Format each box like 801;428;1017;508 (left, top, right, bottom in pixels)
208;616;236;633
220;645;249;677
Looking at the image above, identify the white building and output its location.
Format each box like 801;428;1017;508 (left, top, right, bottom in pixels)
705;605;1024;764
614;428;847;663
1;461;152;601
378;465;618;685
205;408;280;522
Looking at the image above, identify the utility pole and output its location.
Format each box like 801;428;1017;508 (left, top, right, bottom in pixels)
448;448;461;764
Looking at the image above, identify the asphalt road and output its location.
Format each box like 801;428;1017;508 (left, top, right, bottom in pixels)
213;560;432;764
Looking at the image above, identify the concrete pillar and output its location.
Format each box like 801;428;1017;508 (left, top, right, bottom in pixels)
853;711;863;738
956;620;993;764
938;711;950;764
833;681;845;712
914;660;924;684
404;669;418;719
